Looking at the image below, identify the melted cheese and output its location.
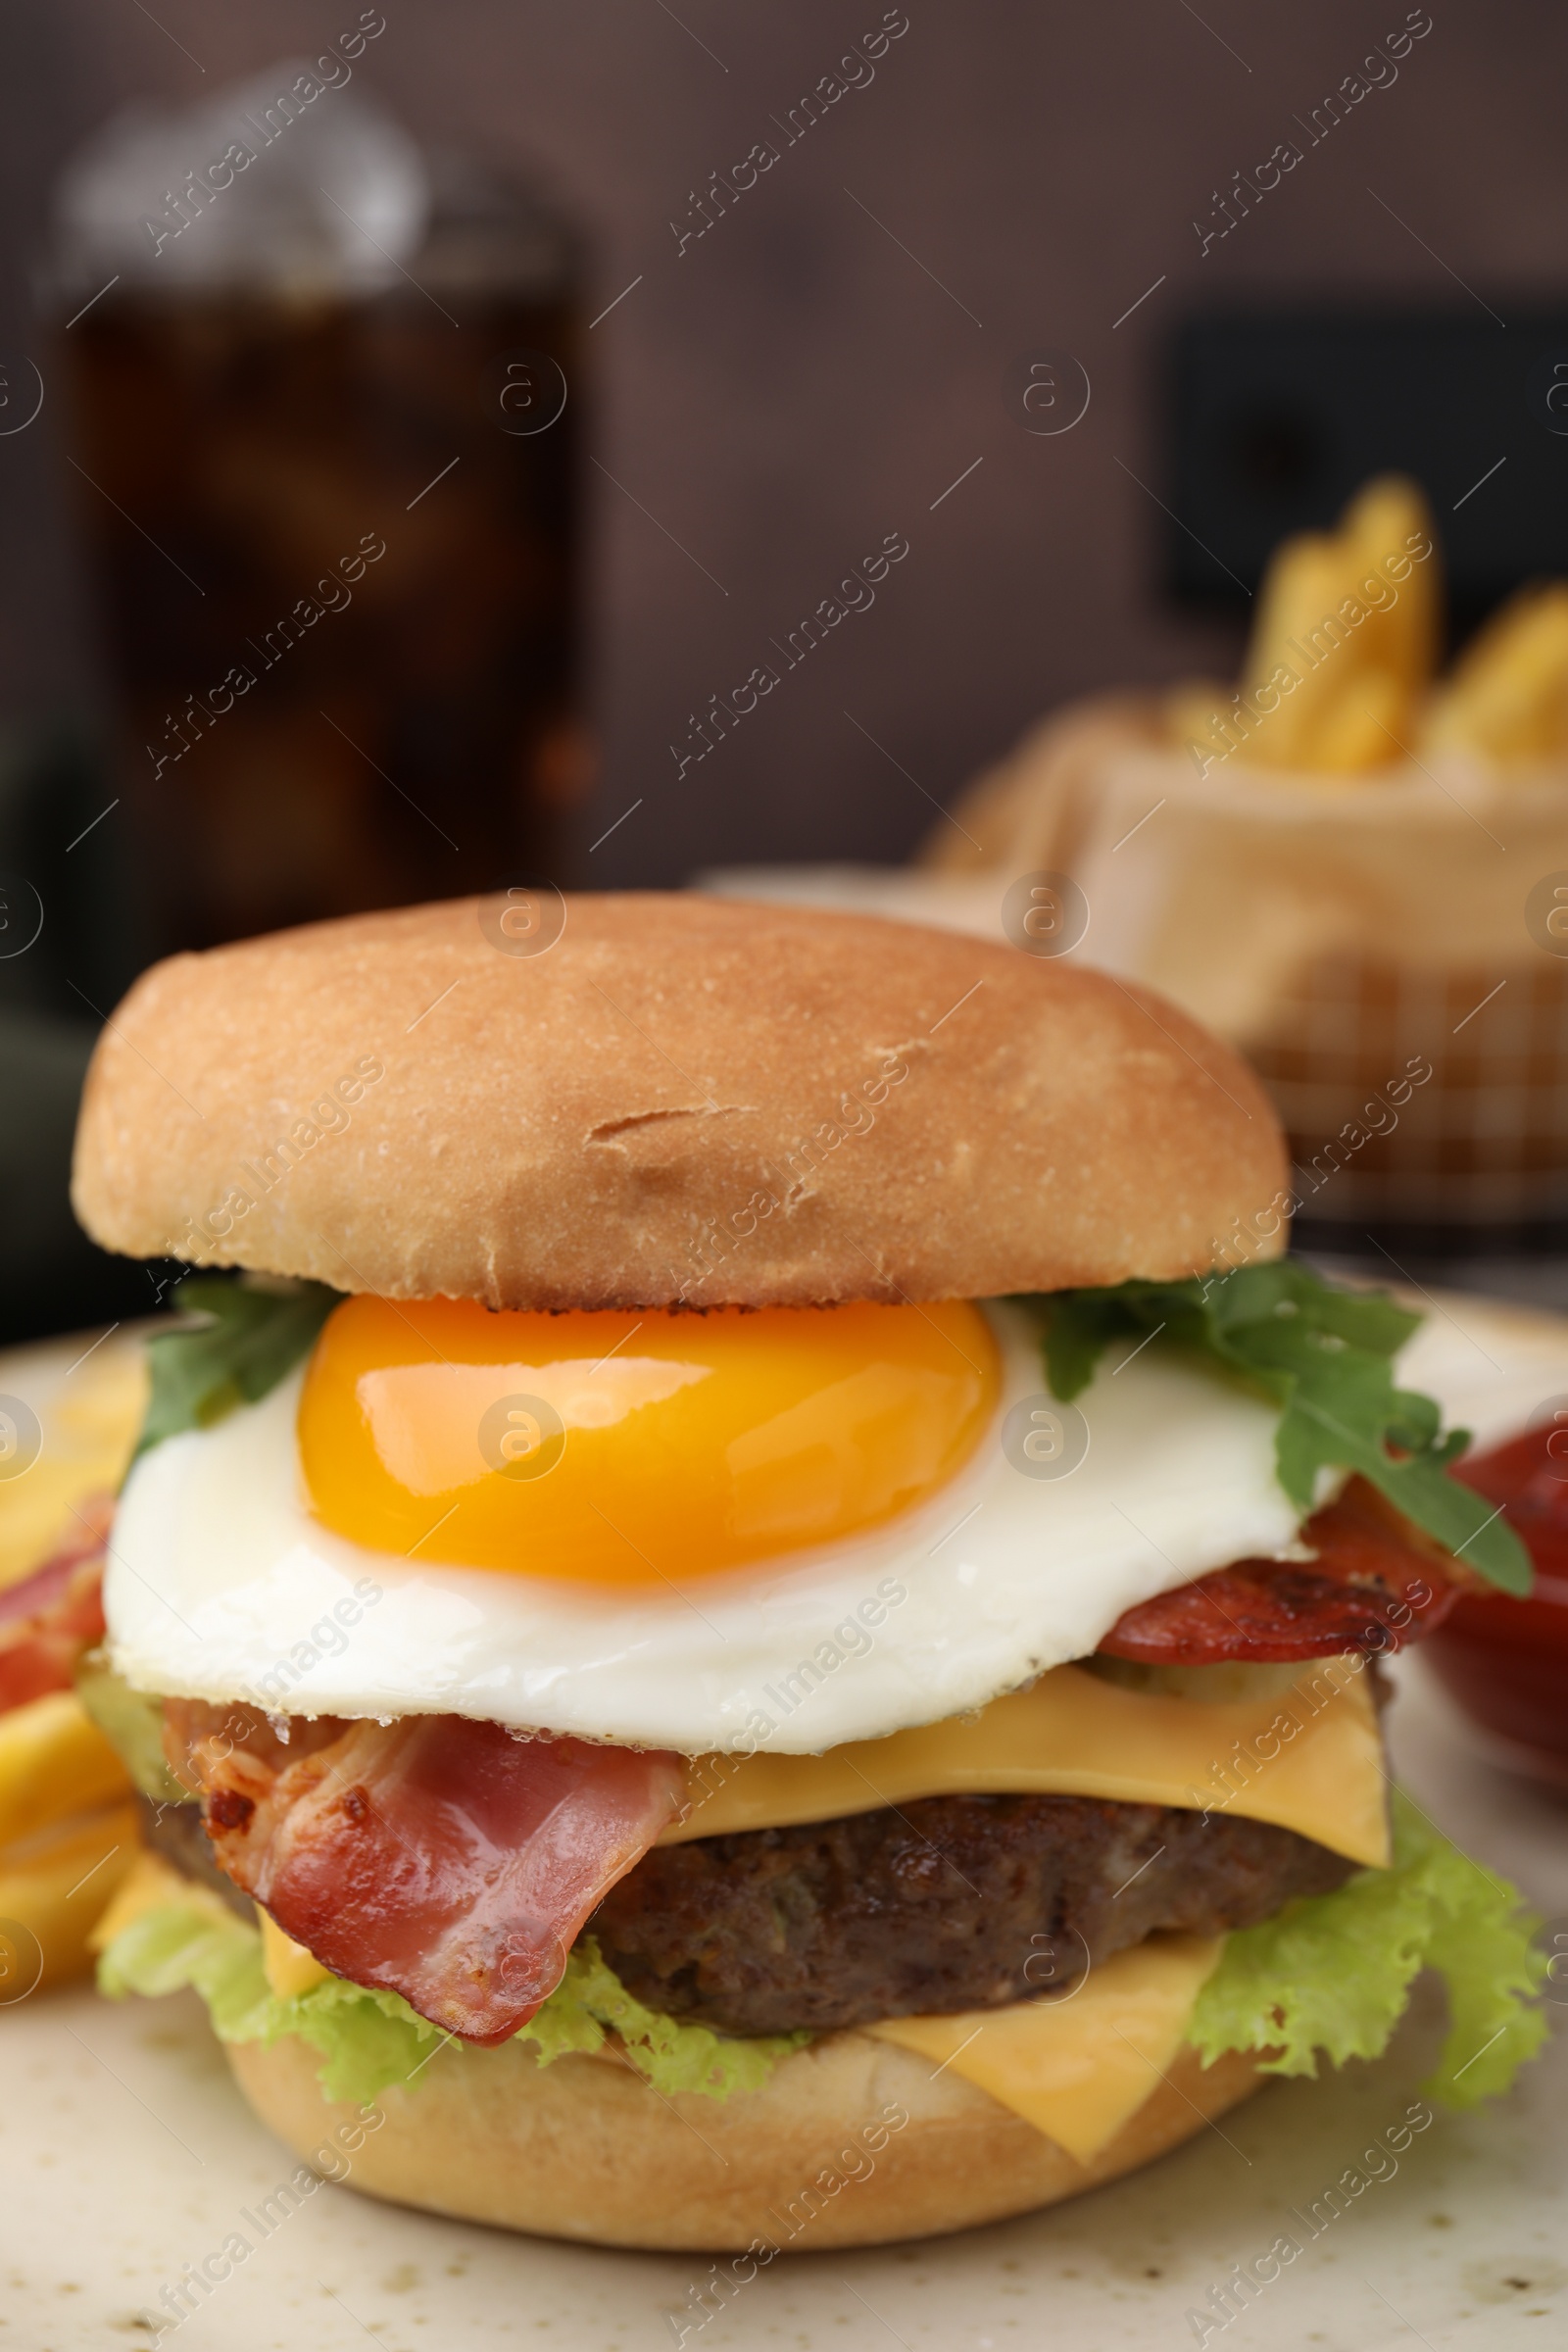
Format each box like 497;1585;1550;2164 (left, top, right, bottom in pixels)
666;1657;1389;1868
259;1906;330;1999
868;1933;1225;2163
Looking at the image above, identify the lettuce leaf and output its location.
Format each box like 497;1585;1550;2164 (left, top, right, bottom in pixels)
1035;1262;1532;1594
74;1656;187;1801
1188;1789;1549;2104
523;1940;808;2097
136;1276;340;1459
97;1897;276;2041
97;1902;805;2109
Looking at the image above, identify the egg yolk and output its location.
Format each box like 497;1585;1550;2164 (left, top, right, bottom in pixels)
298;1295;1000;1585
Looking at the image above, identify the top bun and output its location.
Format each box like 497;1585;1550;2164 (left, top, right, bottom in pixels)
72;893;1287;1309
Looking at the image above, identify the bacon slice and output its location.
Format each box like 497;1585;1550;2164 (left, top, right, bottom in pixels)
1099;1476;1468;1665
162;1697;345;1793
0;1501;112;1714
174;1704;685;2044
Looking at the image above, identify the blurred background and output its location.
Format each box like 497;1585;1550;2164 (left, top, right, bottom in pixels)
2;0;1568;1340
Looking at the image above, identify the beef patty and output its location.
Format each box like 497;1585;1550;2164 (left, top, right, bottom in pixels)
136;1793;255;1919
591;1792;1356;2035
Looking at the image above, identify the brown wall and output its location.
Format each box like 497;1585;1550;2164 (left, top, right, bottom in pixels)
0;0;1563;887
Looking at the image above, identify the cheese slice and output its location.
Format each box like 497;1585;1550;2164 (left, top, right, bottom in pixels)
259;1906;330;1999
0;1690;133;1848
867;1932;1225;2164
667;1657;1388;1867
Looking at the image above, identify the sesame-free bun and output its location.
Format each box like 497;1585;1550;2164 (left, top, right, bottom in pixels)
227;2025;1264;2251
73;894;1286;1308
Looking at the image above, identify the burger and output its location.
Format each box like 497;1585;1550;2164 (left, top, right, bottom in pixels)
63;892;1545;2256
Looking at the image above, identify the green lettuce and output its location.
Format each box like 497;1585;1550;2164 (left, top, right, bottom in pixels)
97;1902;805;2109
1189;1789;1549;2104
74;1656;187;1802
1034;1262;1532;1594
136;1276;340;1459
516;1938;809;2094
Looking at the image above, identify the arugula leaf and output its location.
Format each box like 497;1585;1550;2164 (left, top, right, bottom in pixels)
1189;1789;1548;2104
1035;1260;1532;1595
136;1275;340;1459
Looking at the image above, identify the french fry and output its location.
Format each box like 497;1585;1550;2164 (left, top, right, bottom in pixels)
1240;533;1365;769
1245;476;1437;772
0;1334;147;1592
1172;475;1441;777
0;1690;131;1849
1343;475;1441;692
0;1333;149;1995
0;1800;141;1996
1422;583;1568;763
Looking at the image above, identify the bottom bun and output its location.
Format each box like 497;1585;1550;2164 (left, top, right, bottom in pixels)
227;2027;1265;2251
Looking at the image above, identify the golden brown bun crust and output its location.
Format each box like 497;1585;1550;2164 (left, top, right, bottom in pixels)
73;894;1286;1308
227;2027;1265;2251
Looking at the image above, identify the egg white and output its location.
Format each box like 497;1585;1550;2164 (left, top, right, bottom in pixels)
105;1292;1565;1758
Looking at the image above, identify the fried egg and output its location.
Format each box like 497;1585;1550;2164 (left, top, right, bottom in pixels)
105;1297;1331;1754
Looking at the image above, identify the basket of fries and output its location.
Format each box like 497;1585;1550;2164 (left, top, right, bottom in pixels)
926;479;1568;1244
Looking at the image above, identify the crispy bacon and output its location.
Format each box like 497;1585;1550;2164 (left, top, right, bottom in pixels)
1100;1476;1469;1665
0;1500;112;1714
162;1697;345;1792
172;1702;685;2044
